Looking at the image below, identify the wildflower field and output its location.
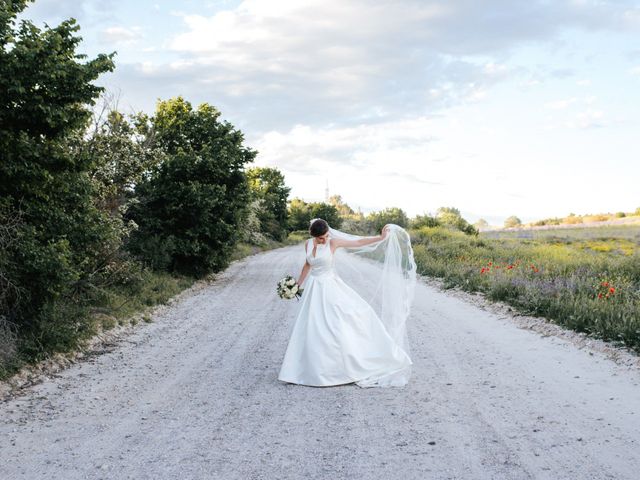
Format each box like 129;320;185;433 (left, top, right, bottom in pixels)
411;225;640;353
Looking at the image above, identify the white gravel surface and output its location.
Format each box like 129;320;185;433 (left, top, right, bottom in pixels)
1;245;640;480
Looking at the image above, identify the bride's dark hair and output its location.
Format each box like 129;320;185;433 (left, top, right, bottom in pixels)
309;218;329;237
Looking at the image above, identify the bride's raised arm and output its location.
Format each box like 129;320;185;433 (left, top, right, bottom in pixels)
331;224;390;250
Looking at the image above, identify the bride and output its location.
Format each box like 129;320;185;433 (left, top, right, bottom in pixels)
278;218;416;388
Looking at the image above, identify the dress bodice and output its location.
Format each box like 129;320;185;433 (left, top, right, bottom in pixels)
306;238;334;277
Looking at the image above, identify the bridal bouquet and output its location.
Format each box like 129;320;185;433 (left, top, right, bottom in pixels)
277;275;303;300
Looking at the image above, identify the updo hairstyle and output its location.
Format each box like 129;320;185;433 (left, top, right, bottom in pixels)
309;218;329;237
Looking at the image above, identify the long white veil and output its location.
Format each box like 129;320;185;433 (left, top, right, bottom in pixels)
310;218;417;387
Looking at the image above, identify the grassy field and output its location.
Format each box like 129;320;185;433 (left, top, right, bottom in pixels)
411;225;640;354
483;223;640;243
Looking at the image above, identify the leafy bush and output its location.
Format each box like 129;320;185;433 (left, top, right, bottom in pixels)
0;3;116;360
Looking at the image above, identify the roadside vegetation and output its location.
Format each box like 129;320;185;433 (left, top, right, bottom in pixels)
411;225;640;354
0;3;290;380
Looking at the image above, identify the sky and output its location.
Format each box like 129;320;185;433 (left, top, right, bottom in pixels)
18;0;640;225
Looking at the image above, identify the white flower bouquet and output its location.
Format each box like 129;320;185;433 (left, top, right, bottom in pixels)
277;275;303;300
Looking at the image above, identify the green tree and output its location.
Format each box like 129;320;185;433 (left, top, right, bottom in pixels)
287;198;312;231
126;97;256;276
436;207;478;235
287;199;342;231
238;198;269;245
504;215;522;228
410;213;441;229
247;167;291;241
310;203;342;229
327;194;374;233
86;108;166;217
0;2;116;357
367;207;409;233
328;194;355;218
436;207;461;224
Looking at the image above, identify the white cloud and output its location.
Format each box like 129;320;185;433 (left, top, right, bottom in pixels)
254;116;441;176
100;26;142;44
146;0;640;134
163;1;467;126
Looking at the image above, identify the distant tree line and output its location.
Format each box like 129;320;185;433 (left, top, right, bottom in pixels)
287;197;478;236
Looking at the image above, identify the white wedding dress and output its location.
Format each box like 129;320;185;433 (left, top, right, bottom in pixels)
278;238;412;387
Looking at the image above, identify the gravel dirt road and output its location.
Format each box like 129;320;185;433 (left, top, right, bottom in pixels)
2;245;640;480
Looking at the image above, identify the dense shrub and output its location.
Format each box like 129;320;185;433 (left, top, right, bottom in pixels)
411;214;440;229
0;2;116;359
